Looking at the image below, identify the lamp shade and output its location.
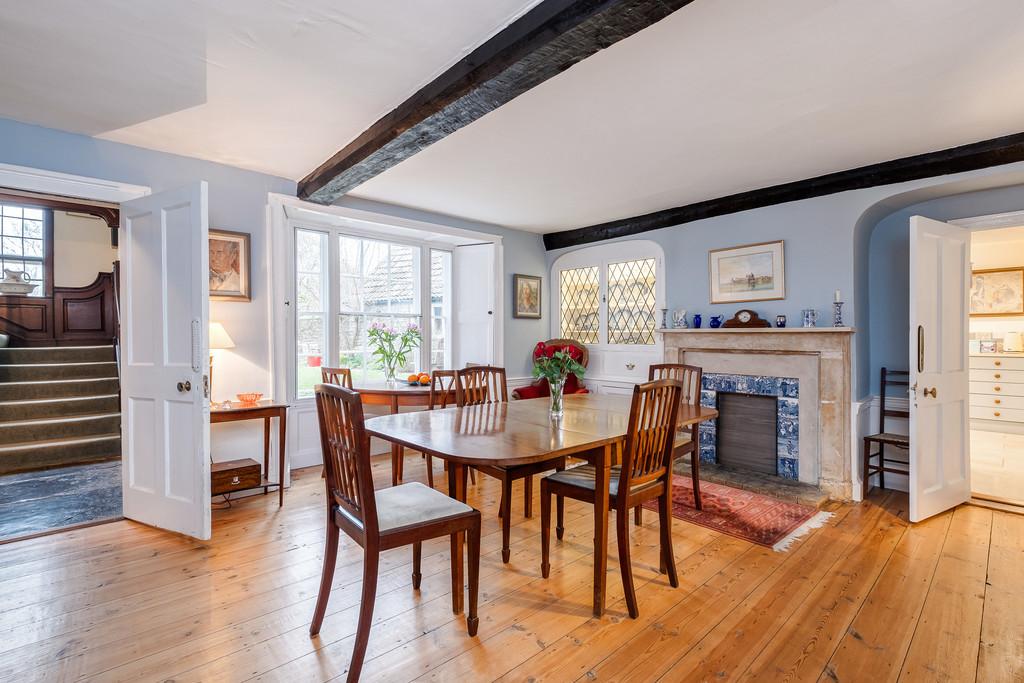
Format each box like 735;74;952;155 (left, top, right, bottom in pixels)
209;322;236;350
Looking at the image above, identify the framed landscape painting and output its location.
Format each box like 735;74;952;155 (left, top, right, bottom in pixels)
971;267;1024;316
513;274;542;319
708;240;785;304
209;229;251;301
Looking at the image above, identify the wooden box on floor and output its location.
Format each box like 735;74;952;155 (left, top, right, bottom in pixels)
211;458;261;496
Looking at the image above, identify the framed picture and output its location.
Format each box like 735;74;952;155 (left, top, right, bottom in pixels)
209;229;251;302
708;240;785;304
513;274;542;319
971;267;1024;317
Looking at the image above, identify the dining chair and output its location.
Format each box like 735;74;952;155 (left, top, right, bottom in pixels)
428;370;475;488
309;383;481;682
320;366;353;388
633;363;704;525
455;365;565;563
540;378;685;619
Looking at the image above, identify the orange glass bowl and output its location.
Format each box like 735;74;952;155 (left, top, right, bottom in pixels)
236;392;263;404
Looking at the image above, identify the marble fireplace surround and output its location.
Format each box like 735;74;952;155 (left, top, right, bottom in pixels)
659;328;854;500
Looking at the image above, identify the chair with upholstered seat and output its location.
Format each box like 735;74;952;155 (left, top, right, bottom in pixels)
309;383;481;682
862;367;911;497
633;363;704;527
540;378;685;618
455;365;565;563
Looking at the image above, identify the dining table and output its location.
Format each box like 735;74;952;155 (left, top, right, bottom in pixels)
364;392;718;617
352;380;431;486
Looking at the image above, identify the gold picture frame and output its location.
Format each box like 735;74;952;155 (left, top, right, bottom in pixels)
209;229;251;302
708;240;785;304
971;267;1024;317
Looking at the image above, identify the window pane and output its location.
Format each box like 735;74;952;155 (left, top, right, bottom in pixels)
23;220;42;239
295;229;328;398
361;240;388;313
2;216;21;236
607;258;656;345
338;276;361;312
389;244;416;314
23;238;42;258
430;249;452;369
338;235;360;274
2;235;22;256
2;205;22;218
559;266;600;344
22;208;43;221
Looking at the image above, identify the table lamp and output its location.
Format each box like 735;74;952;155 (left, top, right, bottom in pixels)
209;321;235;403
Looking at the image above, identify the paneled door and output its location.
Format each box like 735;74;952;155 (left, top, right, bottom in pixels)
119;182;211;539
908;215;970;522
454;242;496;367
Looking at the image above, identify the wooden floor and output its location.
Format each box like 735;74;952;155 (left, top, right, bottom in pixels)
0;457;1020;682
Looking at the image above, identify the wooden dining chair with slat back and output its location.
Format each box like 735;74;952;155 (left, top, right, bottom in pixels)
320;366;353;388
540;378;685;619
455;365;565;563
633;363;704;527
310;383;481;682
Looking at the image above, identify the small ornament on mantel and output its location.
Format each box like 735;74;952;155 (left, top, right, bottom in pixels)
833;289;844;327
722;309;771;328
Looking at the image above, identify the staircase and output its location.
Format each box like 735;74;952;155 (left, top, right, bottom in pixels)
0;345;121;475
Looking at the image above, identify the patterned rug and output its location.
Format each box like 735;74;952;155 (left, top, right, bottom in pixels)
644;474;829;551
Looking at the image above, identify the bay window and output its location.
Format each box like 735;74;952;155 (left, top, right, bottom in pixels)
294;226;452;398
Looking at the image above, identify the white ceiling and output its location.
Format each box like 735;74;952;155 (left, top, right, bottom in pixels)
351;0;1024;233
0;0;542;179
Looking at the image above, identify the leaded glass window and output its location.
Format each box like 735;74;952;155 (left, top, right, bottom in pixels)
607;258;656;344
559;266;599;343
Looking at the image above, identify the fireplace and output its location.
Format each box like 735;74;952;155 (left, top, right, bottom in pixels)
716;393;778;475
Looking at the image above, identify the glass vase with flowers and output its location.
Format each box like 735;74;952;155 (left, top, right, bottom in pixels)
367;321;421;383
532;347;586;418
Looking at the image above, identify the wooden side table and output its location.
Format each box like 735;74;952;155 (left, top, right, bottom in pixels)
210;400;289;507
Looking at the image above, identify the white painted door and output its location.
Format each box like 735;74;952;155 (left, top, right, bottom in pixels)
120;182;211;539
908;215;970;522
454;242;496;367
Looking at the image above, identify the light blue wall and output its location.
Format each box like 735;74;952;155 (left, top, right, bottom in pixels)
336;197;549;378
546;160;1024;399
867;184;1024;394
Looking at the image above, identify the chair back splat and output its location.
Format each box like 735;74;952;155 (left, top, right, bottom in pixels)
455;365;509;406
320;366;354;389
619;378;685;494
314;383;377;535
430;369;458;409
648;363;702;405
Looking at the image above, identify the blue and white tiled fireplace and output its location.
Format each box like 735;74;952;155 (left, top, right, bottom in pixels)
698;373;800;480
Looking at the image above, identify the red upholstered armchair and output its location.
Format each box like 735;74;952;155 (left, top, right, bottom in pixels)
512;339;590;400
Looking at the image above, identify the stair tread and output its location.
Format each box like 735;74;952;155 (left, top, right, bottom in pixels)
0;413;121;428
0;361;117;368
0;394;119;406
0;377;117;386
0;433;121;452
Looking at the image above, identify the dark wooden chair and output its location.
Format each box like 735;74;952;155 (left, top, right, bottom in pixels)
454;365;565;563
309;383;481;682
634;363;704;526
540;378;685;618
429;370;475;487
320;366;353;388
862;367;911;497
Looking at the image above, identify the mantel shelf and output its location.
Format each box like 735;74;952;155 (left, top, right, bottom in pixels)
657;327;854;334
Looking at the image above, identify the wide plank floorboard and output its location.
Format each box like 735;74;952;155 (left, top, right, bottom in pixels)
0;455;1013;683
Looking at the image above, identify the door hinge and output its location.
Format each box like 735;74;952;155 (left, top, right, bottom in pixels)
203;374;210;399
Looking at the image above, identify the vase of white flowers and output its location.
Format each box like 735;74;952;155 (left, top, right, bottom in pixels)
367;321;422;383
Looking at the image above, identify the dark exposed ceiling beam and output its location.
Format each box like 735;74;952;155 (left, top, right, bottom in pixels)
542;132;1024;251
298;0;694;203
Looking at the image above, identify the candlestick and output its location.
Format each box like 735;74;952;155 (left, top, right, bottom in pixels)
834;289;841;303
833;301;844;327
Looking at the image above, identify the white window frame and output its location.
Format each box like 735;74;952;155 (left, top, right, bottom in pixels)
551;240;665;349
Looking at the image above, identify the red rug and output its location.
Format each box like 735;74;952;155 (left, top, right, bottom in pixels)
643;474;826;549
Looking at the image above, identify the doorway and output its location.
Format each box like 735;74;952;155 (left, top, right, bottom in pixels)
967;225;1024;508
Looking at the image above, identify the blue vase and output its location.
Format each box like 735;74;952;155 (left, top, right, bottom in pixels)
709;315;723;328
692;314;702;328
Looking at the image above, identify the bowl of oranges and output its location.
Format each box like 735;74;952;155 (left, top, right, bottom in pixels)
406;372;431;386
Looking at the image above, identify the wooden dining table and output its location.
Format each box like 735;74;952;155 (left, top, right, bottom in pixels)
364;392;718;616
353;380;431;486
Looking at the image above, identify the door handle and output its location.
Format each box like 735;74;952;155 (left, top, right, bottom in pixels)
923;387;937;399
177;380;192;393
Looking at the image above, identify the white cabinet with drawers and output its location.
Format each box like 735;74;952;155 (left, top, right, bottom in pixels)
970;353;1024;430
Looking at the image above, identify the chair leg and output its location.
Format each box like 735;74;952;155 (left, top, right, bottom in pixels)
862;439;870;499
616;510;639;619
554;462;565;540
425;455;434;489
524;475;534;518
412;541;422;590
469;467;476;485
540;481;552;579
346;547;379;683
467;517;481;637
659;492;679;588
878;443;886;490
309;521;339;636
500;477;513;563
690;444;703;511
634;505;643;526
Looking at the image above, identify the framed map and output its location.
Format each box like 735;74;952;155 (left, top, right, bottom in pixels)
971;267;1024;316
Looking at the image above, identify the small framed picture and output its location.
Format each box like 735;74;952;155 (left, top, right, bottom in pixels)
971;267;1024;317
209;229;251;302
513;274;542;319
708;240;785;304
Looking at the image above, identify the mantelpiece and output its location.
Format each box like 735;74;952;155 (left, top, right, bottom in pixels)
658;327;855;500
